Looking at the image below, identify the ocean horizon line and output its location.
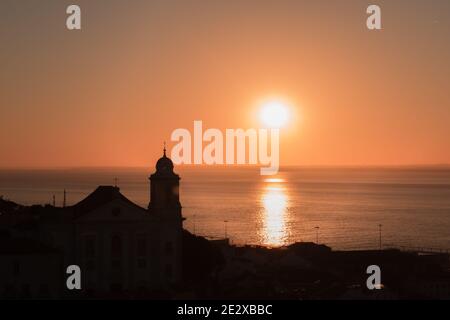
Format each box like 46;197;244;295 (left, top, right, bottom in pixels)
0;163;449;171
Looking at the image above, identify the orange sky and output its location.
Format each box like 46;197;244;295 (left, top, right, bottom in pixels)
0;0;449;167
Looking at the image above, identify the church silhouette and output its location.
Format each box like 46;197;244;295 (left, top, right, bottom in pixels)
0;150;184;299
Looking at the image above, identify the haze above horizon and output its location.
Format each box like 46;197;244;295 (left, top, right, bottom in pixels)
1;0;449;167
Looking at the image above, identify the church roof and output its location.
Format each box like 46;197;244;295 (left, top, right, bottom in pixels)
72;186;146;217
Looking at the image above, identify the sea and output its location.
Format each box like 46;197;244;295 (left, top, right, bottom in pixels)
0;166;449;250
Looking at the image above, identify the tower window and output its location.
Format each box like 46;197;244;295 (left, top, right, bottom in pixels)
137;236;147;257
165;241;173;255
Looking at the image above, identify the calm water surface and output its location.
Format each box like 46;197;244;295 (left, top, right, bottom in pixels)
0;166;449;250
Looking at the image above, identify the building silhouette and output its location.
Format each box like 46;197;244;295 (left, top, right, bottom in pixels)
2;152;449;300
0;151;183;299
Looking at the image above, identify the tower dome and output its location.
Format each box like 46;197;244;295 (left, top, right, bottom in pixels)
153;144;177;177
149;143;181;212
156;151;174;173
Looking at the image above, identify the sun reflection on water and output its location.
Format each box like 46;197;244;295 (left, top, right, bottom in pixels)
260;180;289;247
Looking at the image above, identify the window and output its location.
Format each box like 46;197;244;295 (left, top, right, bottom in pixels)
86;259;95;271
137;282;148;294
112;259;122;269
137;258;147;269
165;241;173;255
112;207;121;217
149;243;157;257
110;283;123;293
111;235;122;256
171;186;179;200
137;236;147;257
84;235;95;258
86;288;95;297
38;284;50;298
20;284;31;299
111;235;123;268
4;284;15;299
46;234;54;246
86;282;95;297
12;261;20;277
165;264;173;278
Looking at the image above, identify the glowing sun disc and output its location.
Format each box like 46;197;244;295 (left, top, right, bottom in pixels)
259;100;290;128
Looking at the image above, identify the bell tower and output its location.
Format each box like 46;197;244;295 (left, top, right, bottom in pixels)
148;145;183;284
148;145;181;218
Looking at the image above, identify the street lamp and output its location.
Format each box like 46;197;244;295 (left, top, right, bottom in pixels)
193;214;196;235
314;226;320;244
224;220;229;239
378;224;382;250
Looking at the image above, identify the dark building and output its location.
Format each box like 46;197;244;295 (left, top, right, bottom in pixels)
0;151;183;299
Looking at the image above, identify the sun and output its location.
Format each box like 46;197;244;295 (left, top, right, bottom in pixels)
259;100;290;128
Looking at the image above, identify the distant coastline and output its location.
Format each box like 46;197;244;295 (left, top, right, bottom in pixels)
0;163;450;171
